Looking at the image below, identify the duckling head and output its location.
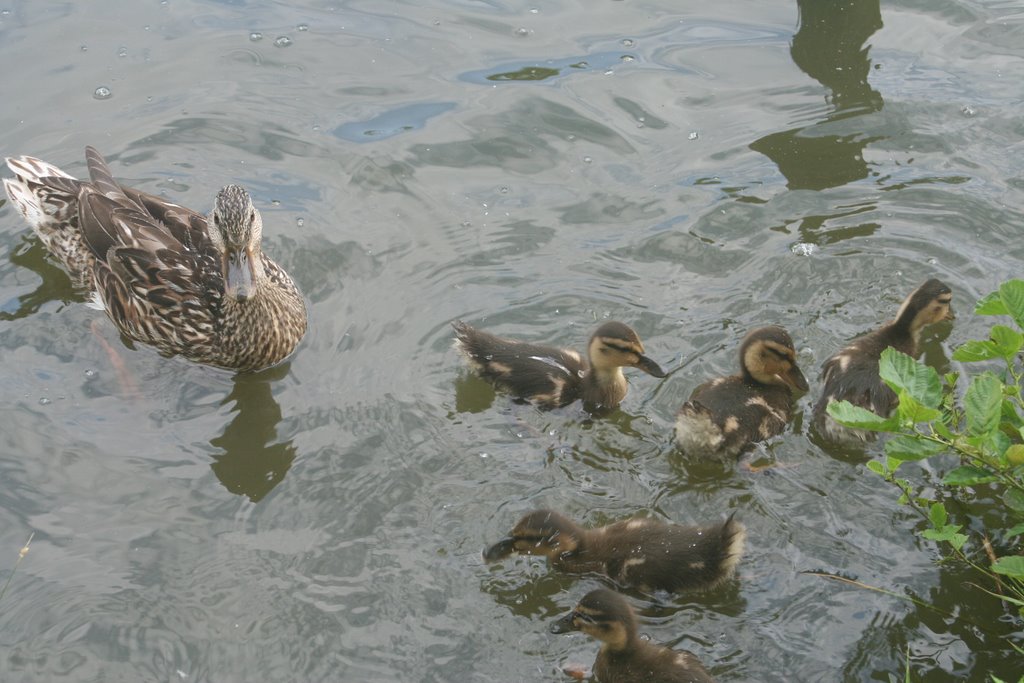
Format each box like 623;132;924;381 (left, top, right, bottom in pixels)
207;185;264;302
483;509;582;562
550;588;636;651
587;322;666;378
740;326;809;392
893;278;955;338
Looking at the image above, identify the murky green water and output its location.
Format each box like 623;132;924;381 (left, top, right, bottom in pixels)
0;0;1021;680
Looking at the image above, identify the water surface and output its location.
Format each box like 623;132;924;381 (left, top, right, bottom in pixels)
0;0;1022;681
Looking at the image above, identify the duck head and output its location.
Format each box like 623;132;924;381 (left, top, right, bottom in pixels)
740;325;808;392
587;321;666;378
208;184;263;303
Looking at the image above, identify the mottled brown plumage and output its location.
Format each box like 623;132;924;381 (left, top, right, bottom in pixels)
3;147;307;372
550;589;718;683
484;509;745;593
813;279;954;441
452;320;666;410
675;326;808;457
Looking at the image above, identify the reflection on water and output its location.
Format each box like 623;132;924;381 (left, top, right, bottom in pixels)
751;0;884;191
0;237;79;321
209;365;296;502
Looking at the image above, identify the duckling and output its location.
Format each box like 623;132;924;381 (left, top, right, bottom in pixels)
813;278;954;441
483;509;745;593
550;588;718;683
674;326;809;457
452;320;666;411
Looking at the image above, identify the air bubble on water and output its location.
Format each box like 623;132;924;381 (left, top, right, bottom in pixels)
84;369;97;379
249;32;263;41
603;68;614;75
621;38;634;47
38;397;51;406
582;156;592;164
791;242;817;256
515;27;529;37
296;217;304;227
498;186;509;194
529;7;539;13
274;35;292;47
620;55;635;62
479;452;489;459
81;45;88;52
927;257;937;265
271;199;281;206
297;23;309;31
484;354;494;360
566;134;576;141
118;46;128;58
93;86;112;100
688;131;699;140
960;104;976;117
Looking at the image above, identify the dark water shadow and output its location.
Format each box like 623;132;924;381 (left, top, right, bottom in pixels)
209;364;297;503
0;236;81;321
750;0;884;192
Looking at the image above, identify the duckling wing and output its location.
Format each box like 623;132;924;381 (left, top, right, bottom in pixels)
817;352;897;417
679;377;791;456
453;323;587;408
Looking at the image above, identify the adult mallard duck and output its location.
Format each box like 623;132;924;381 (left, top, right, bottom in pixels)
451;320;666;411
813;278;954;441
484;509;745;593
3;147;307;372
550;588;718;683
675;326;808;457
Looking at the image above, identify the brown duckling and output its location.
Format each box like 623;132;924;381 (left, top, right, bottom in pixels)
550;588;718;683
452;320;666;411
483;509;745;593
813;278;954;441
674;326;809;457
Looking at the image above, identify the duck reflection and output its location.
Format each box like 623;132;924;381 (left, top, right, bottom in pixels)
0;236;79;321
750;0;884;191
209;364;296;502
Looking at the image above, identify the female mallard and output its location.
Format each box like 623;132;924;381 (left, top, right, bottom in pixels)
813;278;954;441
550;588;718;683
675;326;808;457
452;320;666;411
3;147;307;372
484;509;745;593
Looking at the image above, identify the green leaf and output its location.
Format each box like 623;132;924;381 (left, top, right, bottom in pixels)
866;460;887;476
942;465;998;486
826;400;899;431
953;340;1001;362
929;502;947;528
1002;400;1024;429
991;555;1024;579
964;372;1003;436
1005;522;1024;537
999;279;1024;330
896;392;943;425
975;290;1008;316
879;348;942;408
922;525;968;550
991;325;1024;358
1005;489;1024;514
885;435;946;463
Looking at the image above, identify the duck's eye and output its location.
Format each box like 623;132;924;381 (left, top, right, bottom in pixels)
249;209;256;223
212;213;220;227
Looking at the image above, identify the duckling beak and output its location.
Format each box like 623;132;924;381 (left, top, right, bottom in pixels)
944;307;956;321
780;365;809;393
634;354;667;378
224;247;256;302
549;611;579;634
483;538;516;562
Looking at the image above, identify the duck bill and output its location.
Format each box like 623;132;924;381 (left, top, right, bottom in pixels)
781;366;809;393
483;538;516;562
224;247;256;302
634;354;667;378
549;611;579;634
